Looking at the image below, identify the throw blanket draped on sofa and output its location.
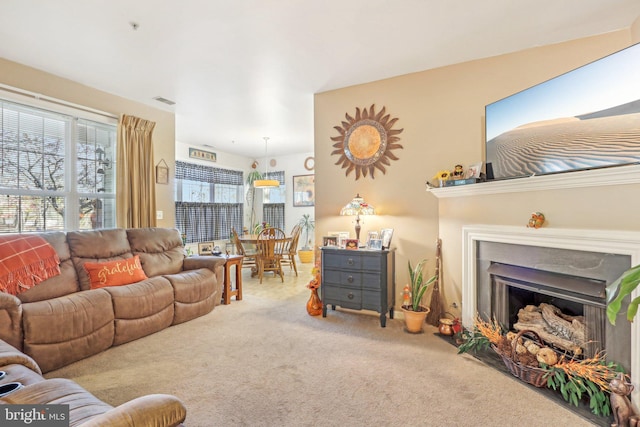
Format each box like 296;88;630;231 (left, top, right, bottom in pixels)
0;235;60;296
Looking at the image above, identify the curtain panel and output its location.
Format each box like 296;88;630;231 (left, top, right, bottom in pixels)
116;114;157;228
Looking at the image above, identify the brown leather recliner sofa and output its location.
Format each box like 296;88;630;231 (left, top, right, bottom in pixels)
0;227;226;373
0;338;186;426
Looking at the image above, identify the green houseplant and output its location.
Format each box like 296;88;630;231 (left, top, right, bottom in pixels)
297;214;315;263
401;259;436;333
245;165;263;232
606;263;640;325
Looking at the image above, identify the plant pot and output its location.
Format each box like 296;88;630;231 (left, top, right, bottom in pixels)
401;306;431;333
298;250;314;263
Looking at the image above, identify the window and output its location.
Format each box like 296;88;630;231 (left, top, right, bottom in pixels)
0;99;116;233
262;171;285;230
174;161;243;243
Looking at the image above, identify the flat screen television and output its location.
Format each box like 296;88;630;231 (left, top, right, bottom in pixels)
485;42;640;181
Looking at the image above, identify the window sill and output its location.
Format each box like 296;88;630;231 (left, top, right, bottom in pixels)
427;164;640;198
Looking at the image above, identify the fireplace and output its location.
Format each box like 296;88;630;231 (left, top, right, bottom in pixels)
462;225;640;405
487;262;608;360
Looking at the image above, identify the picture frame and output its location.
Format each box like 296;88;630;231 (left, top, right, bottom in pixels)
155;159;169;184
328;231;350;248
366;231;378;248
368;238;383;250
465;162;483;179
380;228;394;250
344;239;359;250
323;236;338;247
293;174;315;207
198;241;214;255
189;147;217;162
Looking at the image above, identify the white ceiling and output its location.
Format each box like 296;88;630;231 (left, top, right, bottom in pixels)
1;1;639;158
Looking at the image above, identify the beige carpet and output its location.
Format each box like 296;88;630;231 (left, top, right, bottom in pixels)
46;264;594;426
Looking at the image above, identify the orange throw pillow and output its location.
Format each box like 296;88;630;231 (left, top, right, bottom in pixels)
84;255;148;289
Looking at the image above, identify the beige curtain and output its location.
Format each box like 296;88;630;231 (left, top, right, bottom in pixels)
116;114;157;228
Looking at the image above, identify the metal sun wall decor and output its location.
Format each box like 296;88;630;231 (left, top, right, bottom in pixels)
331;104;403;180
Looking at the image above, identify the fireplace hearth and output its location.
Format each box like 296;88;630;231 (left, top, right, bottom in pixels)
462;225;640;406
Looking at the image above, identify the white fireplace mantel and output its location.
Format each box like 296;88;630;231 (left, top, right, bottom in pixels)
428;163;640;198
462;224;640;402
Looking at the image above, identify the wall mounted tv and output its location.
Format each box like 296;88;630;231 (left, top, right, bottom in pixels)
485;42;640;181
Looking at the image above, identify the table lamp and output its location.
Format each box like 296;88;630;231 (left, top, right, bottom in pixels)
340;194;376;241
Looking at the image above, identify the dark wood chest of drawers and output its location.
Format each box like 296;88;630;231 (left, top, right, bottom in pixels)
320;247;395;327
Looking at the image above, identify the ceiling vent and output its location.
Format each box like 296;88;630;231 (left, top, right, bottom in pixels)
153;96;176;106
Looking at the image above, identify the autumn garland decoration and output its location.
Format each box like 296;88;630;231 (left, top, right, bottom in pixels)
458;316;623;416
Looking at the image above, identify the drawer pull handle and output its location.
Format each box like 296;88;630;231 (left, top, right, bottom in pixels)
348;292;354;300
347;275;354;283
347;259;354;265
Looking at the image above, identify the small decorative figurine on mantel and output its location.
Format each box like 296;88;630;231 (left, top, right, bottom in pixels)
527;212;545;229
452;164;464;179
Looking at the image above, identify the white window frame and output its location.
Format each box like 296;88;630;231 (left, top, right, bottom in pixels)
0;85;118;231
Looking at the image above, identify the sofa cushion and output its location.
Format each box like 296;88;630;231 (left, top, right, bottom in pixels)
84;255;148;289
1;378;114;425
102;276;174;345
127;228;185;277
17;232;79;303
164;269;218;324
22;290;115;373
67;229;134;291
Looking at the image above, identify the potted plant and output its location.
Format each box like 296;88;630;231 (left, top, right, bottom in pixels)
297;214;315;263
401;259;436;333
245;163;263;232
606;263;640;325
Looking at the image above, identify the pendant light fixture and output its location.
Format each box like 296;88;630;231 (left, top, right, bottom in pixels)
253;137;280;188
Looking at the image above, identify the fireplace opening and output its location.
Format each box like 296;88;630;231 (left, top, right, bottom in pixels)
488;263;606;358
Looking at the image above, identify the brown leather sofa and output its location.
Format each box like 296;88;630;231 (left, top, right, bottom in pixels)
0;338;186;426
0;227;226;373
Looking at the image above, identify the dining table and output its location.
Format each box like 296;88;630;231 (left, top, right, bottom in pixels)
238;234;291;244
238;234;291;278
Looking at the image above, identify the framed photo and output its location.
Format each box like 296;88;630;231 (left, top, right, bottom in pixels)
293;174;315;207
366;231;378;247
198;241;214;255
368;238;383;250
465;162;483;179
189;147;217;162
344;239;359;250
323;236;338;247
155;159;169;184
380;228;394;250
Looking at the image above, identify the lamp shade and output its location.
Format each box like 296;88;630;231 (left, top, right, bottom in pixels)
253;136;280;188
253;179;280;188
340;194;375;216
340;194;375;242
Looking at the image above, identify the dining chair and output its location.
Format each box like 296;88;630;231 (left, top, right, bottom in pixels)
280;224;301;276
231;227;257;271
255;227;287;283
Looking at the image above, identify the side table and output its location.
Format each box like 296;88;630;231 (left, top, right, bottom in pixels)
222;255;243;304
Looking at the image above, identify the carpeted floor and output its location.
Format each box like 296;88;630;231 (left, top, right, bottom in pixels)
46;264;595;426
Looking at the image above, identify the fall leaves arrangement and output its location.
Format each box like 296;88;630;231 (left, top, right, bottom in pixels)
459;315;624;416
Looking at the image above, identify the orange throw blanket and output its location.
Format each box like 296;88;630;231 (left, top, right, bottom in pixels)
0;235;61;296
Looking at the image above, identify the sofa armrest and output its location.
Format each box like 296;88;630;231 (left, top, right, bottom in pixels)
0;293;23;350
183;255;226;272
79;394;186;427
0;339;41;374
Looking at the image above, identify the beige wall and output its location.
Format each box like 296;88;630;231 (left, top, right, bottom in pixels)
314;29;639;313
0;58;176;228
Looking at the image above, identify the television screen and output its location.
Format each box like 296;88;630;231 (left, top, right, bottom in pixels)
485;42;640;181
